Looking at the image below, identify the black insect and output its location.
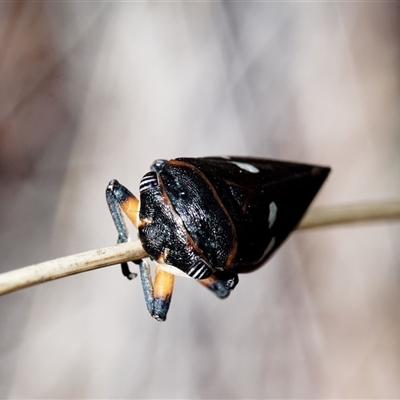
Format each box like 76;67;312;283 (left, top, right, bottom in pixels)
106;156;330;321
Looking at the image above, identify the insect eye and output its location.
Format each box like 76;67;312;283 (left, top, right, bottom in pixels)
187;259;213;280
139;172;159;193
151;159;167;172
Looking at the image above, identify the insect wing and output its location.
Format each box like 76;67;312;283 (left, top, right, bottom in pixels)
174;157;331;272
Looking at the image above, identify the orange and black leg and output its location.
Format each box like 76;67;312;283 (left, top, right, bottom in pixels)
199;270;239;299
106;179;174;321
138;261;174;321
106;179;139;279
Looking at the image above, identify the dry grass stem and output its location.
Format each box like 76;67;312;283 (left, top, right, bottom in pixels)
298;200;400;229
0;241;147;296
0;200;399;297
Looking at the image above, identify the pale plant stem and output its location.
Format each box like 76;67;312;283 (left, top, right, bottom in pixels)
298;201;400;229
0;201;399;297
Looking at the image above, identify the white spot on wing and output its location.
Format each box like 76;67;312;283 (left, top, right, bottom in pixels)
268;201;278;228
230;161;259;173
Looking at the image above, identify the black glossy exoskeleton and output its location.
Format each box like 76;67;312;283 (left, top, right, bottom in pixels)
106;157;330;321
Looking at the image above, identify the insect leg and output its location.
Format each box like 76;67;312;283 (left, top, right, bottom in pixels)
137;259;154;315
153;265;174;321
138;260;174;321
199;271;239;299
106;179;140;279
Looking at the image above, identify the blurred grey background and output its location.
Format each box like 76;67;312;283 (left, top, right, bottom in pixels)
1;2;400;398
